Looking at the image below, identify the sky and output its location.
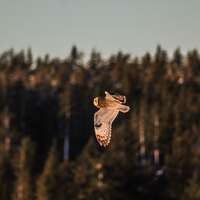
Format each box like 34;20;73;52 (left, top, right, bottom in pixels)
0;0;200;60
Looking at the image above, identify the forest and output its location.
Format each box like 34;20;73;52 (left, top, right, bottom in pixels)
0;45;199;200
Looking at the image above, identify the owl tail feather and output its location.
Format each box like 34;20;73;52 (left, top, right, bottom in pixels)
117;105;130;113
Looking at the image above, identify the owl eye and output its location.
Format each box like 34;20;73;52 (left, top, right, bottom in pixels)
95;122;102;128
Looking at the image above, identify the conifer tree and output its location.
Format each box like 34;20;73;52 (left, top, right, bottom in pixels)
36;142;60;200
70;45;78;62
0;144;13;200
12;137;34;200
183;174;200;200
173;48;182;66
26;48;33;67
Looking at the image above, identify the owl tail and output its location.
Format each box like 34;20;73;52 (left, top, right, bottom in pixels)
117;105;130;113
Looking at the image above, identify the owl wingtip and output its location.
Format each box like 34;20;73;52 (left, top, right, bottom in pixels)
105;91;109;95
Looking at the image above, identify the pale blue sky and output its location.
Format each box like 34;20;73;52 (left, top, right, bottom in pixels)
0;0;200;59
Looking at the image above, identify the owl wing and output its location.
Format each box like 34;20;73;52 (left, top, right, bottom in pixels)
105;91;126;104
112;95;126;104
94;108;119;147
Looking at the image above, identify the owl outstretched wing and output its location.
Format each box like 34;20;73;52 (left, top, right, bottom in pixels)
105;91;126;104
94;108;119;147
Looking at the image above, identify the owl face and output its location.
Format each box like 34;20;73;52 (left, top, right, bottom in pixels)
93;97;100;108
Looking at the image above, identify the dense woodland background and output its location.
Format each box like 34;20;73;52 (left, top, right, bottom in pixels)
0;46;199;200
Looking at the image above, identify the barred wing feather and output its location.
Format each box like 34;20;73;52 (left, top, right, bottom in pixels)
94;108;119;147
105;91;126;104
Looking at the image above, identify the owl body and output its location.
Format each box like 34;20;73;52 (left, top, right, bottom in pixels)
93;91;130;147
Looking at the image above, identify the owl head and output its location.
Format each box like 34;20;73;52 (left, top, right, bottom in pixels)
93;97;100;108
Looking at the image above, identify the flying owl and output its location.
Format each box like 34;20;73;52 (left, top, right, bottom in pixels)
93;91;130;147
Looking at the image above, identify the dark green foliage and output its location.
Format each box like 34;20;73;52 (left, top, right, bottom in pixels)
0;46;199;199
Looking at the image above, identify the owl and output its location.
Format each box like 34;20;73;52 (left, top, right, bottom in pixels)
93;91;130;147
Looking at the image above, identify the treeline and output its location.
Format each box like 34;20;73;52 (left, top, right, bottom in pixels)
0;46;199;200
